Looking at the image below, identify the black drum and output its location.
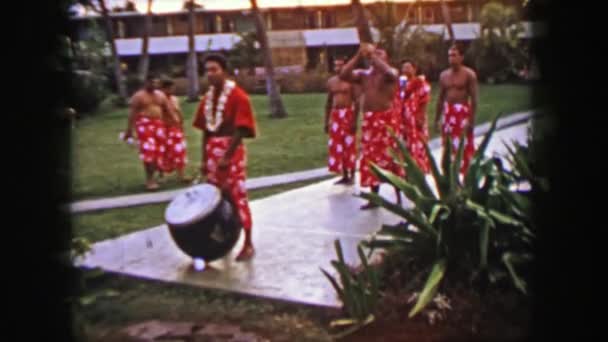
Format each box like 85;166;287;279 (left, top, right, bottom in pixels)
165;184;242;261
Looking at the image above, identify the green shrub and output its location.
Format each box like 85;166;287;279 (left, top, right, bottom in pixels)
68;70;110;114
358;114;538;317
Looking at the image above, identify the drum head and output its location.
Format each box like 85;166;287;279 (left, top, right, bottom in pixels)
165;184;222;227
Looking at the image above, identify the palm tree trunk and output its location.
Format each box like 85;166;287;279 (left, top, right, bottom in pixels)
439;0;455;45
186;0;200;102
99;0;128;102
351;0;374;44
250;0;288;118
137;0;153;83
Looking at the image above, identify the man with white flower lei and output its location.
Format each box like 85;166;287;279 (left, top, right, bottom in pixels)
193;54;257;262
124;75;180;191
435;44;478;176
325;56;360;185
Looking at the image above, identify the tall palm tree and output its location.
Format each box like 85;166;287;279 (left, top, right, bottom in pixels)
351;0;374;44
137;0;153;83
80;0;128;102
249;0;288;118
439;0;455;45
185;0;200;102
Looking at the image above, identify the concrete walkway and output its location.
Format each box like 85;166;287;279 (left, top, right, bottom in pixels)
68;110;534;214
75;119;531;309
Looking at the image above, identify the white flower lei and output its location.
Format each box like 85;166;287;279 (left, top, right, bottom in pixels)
204;79;236;132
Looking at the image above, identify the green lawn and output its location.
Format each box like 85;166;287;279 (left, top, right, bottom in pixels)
73;84;531;200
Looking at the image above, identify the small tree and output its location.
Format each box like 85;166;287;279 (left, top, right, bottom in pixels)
69;18;111;113
467;1;528;83
184;0;200;102
79;0;128;104
393;26;449;81
227;32;261;76
137;0;153;83
249;0;288;118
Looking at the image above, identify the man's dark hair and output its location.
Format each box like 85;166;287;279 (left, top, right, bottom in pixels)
400;59;418;71
449;43;465;56
203;53;228;70
161;79;174;88
145;74;158;82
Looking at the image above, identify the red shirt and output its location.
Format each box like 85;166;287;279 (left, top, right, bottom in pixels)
193;84;257;138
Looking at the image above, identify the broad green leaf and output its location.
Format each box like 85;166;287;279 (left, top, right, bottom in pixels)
441;135;453;193
502;252;532;295
479;220;491;269
423;141;448;197
360;191;437;237
321;268;344;299
465;113;502;188
389;128;436;198
409;259;447;317
79;295;97;307
98;289;120;298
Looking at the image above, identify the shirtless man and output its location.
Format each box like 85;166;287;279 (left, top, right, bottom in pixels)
124;76;179;190
339;43;403;210
435;44;479;175
325;57;360;185
159;79;192;183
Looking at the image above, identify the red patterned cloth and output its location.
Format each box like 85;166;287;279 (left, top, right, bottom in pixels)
159;95;188;172
328;107;357;174
359;107;404;188
161;126;187;172
402;77;431;173
204;137;252;230
441;102;475;175
193;83;257;231
134;115;167;169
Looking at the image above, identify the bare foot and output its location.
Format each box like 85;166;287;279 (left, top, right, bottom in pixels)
235;245;255;262
146;181;160;191
179;175;193;184
360;202;379;210
334;178;348;185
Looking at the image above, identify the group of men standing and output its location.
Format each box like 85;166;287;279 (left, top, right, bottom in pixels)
125;77;191;191
325;43;478;209
122;42;479;262
124;54;256;261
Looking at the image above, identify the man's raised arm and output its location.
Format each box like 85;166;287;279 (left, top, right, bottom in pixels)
339;49;364;83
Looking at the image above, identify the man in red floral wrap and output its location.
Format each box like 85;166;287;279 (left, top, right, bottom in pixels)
435;44;479;175
159;78;191;183
325;57;360;185
340;43;404;210
399;60;432;173
124;76;180;191
193;54;257;261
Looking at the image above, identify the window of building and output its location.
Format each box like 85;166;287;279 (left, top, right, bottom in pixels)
117;20;125;38
450;4;468;23
216;15;223;33
317;11;323;28
324;11;335;28
424;8;433;22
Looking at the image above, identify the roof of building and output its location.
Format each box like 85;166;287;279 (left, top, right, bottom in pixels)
113;22;538;56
